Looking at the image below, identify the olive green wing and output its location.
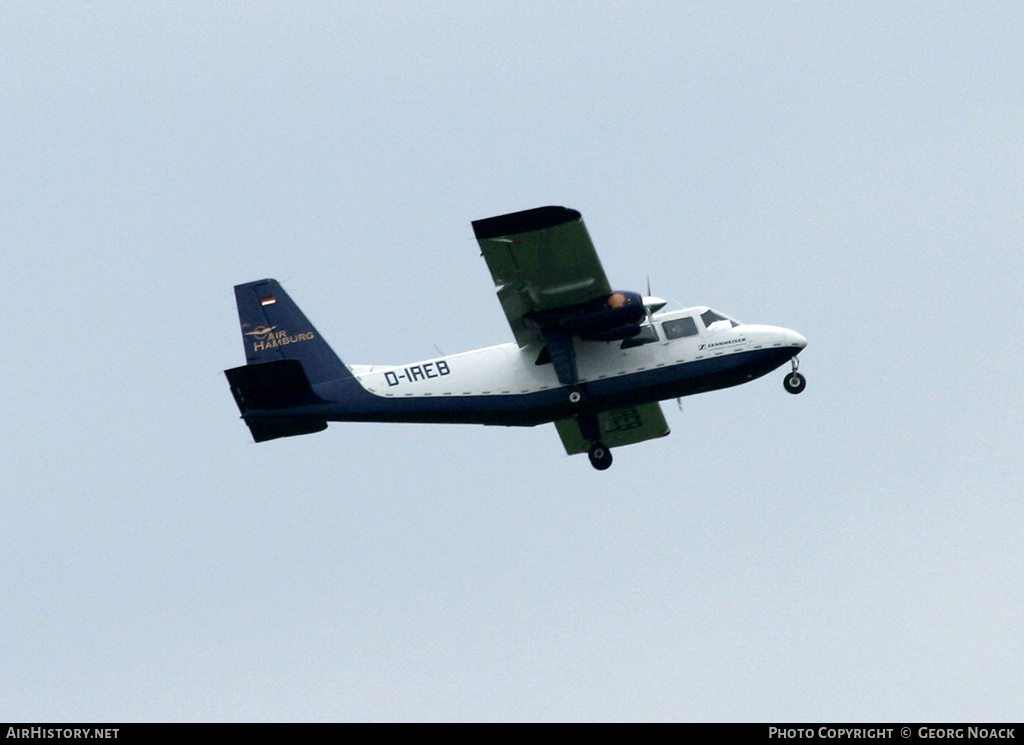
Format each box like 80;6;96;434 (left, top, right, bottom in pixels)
472;206;613;347
553;402;671;455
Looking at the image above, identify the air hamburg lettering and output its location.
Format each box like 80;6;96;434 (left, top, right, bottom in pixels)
385;360;451;387
247;328;316;352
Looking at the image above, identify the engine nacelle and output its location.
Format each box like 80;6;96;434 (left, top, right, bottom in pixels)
580;322;642;342
574;291;645;338
529;291;645;339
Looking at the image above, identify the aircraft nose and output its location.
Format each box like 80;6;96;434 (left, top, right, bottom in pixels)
784;330;808;350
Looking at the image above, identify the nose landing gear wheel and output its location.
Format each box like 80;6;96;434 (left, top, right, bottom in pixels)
784;371;806;394
588;443;613;470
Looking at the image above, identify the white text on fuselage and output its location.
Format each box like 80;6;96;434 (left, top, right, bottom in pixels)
250;329;315;352
385;361;451;387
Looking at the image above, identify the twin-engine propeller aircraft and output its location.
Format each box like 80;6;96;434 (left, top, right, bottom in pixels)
225;206;807;470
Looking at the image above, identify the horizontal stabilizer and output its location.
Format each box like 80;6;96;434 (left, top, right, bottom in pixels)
244;416;328;444
225;360;327;443
225;359;319;411
554;402;670;455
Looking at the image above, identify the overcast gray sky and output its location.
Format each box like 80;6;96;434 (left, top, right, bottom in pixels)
3;1;1022;722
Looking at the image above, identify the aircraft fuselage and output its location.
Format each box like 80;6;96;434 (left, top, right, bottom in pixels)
250;309;807;429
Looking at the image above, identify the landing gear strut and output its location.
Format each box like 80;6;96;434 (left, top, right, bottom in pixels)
588;443;613;471
574;397;613;470
784;357;806;395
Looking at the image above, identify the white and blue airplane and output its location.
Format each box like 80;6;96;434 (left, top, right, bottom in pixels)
225;206;807;470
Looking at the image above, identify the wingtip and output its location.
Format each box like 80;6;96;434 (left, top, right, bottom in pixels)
472;206;581;240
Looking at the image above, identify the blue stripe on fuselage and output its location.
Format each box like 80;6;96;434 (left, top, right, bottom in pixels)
248;346;800;428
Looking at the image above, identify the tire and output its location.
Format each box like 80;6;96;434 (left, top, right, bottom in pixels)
784;372;806;395
588;443;613;470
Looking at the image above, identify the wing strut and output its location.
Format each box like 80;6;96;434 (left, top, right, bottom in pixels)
574;411;602;443
540;327;579;385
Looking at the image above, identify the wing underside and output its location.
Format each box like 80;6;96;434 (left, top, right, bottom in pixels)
473;206;612;347
554;402;671;455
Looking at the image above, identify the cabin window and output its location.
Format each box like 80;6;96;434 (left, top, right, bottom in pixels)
662;317;698;339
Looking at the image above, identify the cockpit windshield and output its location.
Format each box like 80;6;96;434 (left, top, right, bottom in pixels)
700;309;741;332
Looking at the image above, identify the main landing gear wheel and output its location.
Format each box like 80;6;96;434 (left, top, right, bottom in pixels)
588;443;613;471
784;371;806;395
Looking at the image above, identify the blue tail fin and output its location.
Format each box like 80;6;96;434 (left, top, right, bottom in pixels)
225;279;350;442
232;279;351;385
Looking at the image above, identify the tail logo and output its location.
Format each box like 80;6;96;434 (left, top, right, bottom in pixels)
244;325;277;337
242;324;315;352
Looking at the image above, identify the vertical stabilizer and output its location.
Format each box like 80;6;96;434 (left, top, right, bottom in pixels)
233;279;351;385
